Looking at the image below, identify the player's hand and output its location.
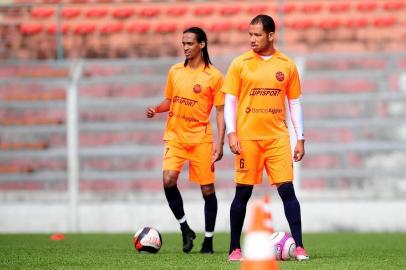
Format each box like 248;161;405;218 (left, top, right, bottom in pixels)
212;143;224;163
228;132;242;155
294;140;305;162
146;107;156;118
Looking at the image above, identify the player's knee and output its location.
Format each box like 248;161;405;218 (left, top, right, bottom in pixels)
277;182;297;201
201;184;215;197
163;171;179;188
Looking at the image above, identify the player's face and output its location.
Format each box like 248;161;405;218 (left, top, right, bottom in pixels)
182;32;204;60
249;23;274;54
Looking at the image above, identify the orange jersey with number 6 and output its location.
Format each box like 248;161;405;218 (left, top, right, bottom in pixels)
222;50;301;140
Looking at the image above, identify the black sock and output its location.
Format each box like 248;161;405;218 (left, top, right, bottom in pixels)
164;185;189;231
229;185;253;253
203;192;217;234
277;182;303;247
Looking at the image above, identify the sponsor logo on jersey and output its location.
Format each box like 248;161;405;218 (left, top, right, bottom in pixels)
276;71;285;82
249;88;281;96
170;113;199;123
245;107;282;114
173;96;198;107
193;84;202;93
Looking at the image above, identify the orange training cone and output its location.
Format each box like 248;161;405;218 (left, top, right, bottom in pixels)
50;233;65;241
241;200;279;270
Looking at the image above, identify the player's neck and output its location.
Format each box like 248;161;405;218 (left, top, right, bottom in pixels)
187;56;204;70
256;47;276;57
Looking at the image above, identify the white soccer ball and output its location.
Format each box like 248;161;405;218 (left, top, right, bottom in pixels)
270;232;296;260
133;227;162;253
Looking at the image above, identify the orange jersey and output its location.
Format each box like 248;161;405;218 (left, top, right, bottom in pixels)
222;50;301;140
163;63;224;143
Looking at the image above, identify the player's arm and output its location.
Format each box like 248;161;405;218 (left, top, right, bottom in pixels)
224;94;242;155
146;98;171;118
288;97;305;162
212;105;225;162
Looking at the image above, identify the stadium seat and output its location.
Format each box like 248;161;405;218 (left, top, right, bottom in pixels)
246;4;269;14
100;23;123;34
61;7;81;19
373;16;397;27
300;2;323;13
276;3;296;13
383;1;404;11
112;8;134;20
85;8;108;19
46;24;70;35
166;6;188;17
154;22;177;34
328;2;350;13
318;18;342;30
31;7;55;19
139;7;161;17
236;21;249;32
74;24;97;35
20;23;42;35
356;2;377;12
193;6;214;16
208;21;233;33
219;5;241;16
287;19;314;30
127;22;150;34
345;18;369;28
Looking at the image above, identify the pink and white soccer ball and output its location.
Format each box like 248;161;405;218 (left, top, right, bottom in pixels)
270;232;296;260
133;227;162;253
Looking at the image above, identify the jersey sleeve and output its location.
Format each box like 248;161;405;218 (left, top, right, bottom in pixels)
164;68;174;99
213;74;225;106
222;59;241;96
286;64;301;99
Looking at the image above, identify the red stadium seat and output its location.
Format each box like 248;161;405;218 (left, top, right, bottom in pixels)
139;7;161;17
166;6;188;17
328;2;350;13
219;5;241;16
318;18;342;30
287;19;314;30
182;21;207;30
246;4;269;14
236;21;249;32
193;6;214;16
373;16;397;27
276;3;296;13
74;24;96;35
356;2;377;12
61;7;81;19
20;23;42;35
383;1;404;11
300;2;323;13
31;7;55;18
127;22;150;34
46;24;70;35
154;22;177;34
100;23;123;34
208;21;233;32
112;8;134;20
85;8;108;19
345;18;369;28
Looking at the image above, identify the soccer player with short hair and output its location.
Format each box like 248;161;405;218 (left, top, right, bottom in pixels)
222;15;309;261
146;27;225;254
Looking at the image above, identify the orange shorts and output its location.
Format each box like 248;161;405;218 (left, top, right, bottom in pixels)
162;140;215;185
234;137;293;185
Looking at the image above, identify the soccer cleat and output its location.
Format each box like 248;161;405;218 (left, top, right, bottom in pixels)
182;229;196;253
228;248;243;261
200;237;213;254
294;246;309;261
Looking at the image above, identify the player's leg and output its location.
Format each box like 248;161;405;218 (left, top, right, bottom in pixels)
162;141;193;253
190;142;216;253
264;138;309;261
199;183;217;253
229;140;263;261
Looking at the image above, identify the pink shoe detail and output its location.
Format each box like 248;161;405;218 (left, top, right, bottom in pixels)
294;246;309;261
228;248;243;261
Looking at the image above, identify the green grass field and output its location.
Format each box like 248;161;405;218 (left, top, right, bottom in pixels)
1;232;405;270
